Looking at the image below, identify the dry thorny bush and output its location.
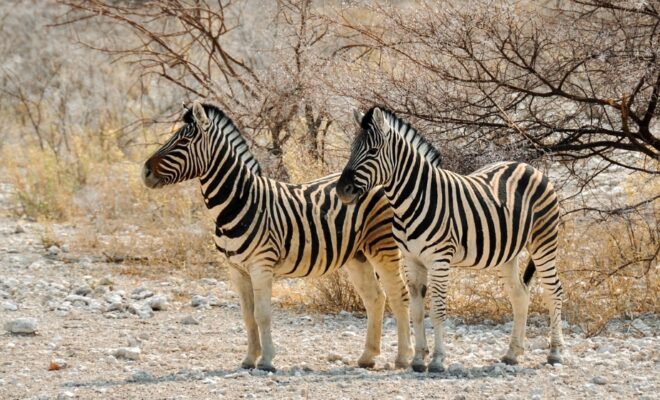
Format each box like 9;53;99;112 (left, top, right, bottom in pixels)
1;0;657;329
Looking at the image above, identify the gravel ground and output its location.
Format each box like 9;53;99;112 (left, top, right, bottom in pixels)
0;186;658;400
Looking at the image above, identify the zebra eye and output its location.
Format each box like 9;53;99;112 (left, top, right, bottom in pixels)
368;147;379;156
178;136;191;145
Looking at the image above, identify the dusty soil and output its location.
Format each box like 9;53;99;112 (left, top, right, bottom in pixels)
0;183;657;400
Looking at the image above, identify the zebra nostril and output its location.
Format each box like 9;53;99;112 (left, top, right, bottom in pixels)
145;167;152;177
345;184;354;194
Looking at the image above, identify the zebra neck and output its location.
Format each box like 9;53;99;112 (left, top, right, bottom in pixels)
383;135;442;212
199;141;260;227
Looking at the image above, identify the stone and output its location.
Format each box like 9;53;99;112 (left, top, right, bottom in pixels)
2;301;18;311
191;295;208;308
47;245;61;257
147;295;169;311
73;286;92;296
131;288;154;300
112;347;141;361
129;370;154;382
181;315;200;325
592;376;608;385
99;277;114;286
5;318;37;334
14;223;25;234
64;294;90;306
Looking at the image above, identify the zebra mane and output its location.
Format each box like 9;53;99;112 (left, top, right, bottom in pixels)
183;103;261;176
362;106;442;168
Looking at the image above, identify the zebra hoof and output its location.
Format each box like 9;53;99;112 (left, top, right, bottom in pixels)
501;355;518;365
395;359;410;369
257;363;276;372
411;362;427;373
547;352;562;365
241;360;256;369
357;360;376;369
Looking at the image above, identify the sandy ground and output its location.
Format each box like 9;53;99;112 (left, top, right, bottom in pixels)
0;184;658;400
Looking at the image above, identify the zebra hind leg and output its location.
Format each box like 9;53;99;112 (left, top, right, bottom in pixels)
532;254;565;365
498;257;530;365
344;258;386;368
228;267;261;369
404;260;429;372
366;252;413;369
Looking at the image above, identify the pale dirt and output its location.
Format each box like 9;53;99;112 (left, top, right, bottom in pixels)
0;183;657;400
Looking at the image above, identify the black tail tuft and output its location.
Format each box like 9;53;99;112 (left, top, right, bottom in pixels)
523;259;536;286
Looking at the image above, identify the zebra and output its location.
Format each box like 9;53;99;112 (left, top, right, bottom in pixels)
336;106;564;372
142;101;413;372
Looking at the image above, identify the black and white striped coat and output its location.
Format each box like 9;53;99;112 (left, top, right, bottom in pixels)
337;107;564;372
143;102;412;371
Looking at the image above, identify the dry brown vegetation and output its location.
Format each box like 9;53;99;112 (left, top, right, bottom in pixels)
1;0;657;333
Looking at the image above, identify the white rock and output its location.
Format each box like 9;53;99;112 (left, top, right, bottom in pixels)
2;301;18;311
5;318;37;334
64;294;90;306
147;295;169;311
112;347;141;360
47;245;61;256
104;293;123;304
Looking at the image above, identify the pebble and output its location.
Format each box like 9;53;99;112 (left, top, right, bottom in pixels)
5;318;37;334
73;286;92;296
191;295;208;307
2;301;18;311
47;245;61;257
129;370;154;382
181;315;200;325
592;376;608;385
99;277;114;286
131;288;154;300
147;295;169;311
14;223;25;234
112;347;141;361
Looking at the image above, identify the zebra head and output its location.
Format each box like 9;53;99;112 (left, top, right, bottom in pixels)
337;107;394;204
142;101;212;189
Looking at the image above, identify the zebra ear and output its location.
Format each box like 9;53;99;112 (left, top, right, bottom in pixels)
353;109;364;126
192;101;210;130
372;107;389;136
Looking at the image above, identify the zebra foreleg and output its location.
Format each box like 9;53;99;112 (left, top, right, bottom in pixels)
498;257;530;365
229;267;262;369
367;253;413;368
344;259;386;368
427;263;450;373
249;265;277;372
404;260;429;372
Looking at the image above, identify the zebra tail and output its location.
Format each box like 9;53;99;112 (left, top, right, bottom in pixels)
523;259;536;287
